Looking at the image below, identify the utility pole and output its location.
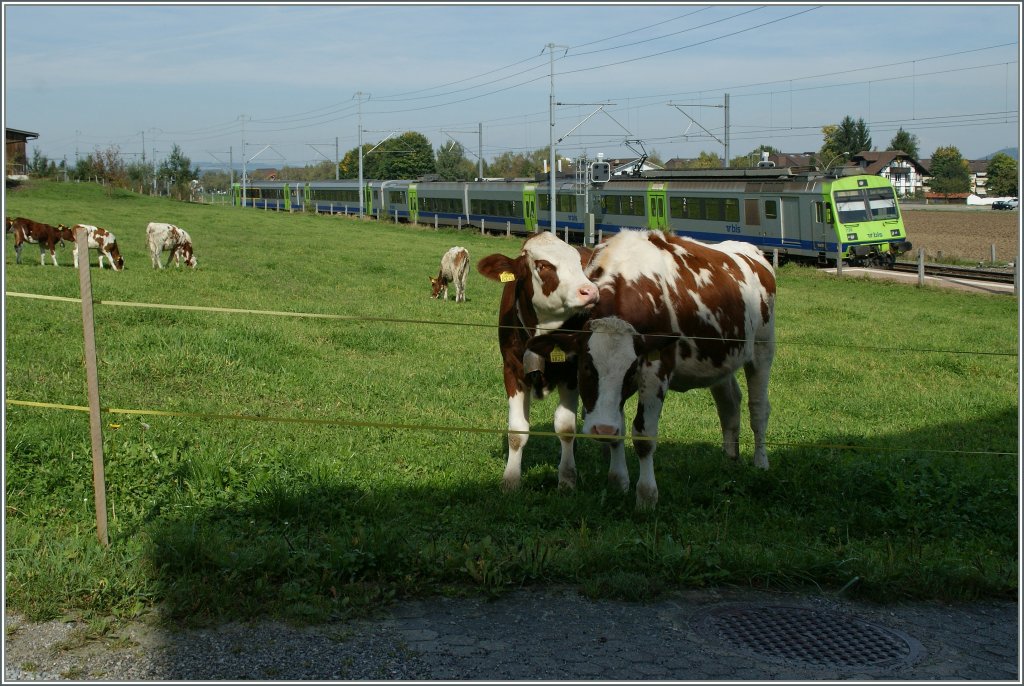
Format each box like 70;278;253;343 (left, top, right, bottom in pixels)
478;123;483;180
354;92;370;219
668;93;731;167
335;136;339;180
545;43;568;233
239;114;248;206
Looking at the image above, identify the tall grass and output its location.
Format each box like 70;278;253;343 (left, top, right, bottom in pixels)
4;180;1018;625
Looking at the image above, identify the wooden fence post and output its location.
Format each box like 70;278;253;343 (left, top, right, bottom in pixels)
77;229;109;548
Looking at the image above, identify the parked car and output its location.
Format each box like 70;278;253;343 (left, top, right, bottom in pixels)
991;198;1019;210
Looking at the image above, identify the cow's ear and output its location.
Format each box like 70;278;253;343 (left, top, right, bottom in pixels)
634;331;680;360
576;246;595;269
527;332;578;362
476;253;521;283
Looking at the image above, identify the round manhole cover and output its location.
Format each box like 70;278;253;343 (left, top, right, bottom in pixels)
694;605;922;669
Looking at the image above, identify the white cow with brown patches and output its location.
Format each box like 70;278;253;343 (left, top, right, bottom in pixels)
71;224;124;271
430;246;469;302
477;232;600;492
528;229;776;509
146;222;197;269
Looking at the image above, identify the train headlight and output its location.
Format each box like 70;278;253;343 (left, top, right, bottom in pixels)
846;233;857;241
890;229;901;237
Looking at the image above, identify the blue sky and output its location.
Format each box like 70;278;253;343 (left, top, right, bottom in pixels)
3;3;1020;172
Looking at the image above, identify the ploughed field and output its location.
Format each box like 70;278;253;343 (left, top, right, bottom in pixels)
901;208;1019;265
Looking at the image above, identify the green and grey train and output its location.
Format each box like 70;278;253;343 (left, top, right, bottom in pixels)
232;165;912;267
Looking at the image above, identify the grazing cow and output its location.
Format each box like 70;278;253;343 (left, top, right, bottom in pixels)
71;224;125;271
477;231;600;492
430;246;469;302
146;222;197;269
10;217;72;266
527;230;777;509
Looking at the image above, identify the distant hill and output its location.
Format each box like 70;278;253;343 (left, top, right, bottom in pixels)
982;147;1018;161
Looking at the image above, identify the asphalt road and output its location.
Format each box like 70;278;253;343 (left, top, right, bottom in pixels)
5;586;1018;681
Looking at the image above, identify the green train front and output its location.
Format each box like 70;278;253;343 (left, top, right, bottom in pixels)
824;174;912;266
596;169;912;267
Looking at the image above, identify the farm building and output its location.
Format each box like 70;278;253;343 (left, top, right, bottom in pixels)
6;127;38;179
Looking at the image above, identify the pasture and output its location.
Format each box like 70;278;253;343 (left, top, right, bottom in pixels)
4;180;1018;626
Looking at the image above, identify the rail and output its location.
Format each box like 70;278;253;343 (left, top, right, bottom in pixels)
891;261;1016;285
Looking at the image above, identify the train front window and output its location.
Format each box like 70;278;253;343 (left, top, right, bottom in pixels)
833;189;869;223
866;187;899;220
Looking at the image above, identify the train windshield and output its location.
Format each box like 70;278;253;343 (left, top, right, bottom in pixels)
833;186;899;224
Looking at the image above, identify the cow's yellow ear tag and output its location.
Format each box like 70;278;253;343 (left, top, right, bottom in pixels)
549;346;567;363
499;271;516;283
646;349;661;362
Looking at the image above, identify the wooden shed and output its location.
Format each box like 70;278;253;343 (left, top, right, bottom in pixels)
6;128;39;177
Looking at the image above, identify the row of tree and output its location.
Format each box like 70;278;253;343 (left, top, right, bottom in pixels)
26;144;200;200
25;117;1018;198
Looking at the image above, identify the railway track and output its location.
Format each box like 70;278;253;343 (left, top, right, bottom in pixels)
891;261;1016;284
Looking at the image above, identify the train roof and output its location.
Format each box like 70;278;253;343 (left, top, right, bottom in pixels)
635;166;864;182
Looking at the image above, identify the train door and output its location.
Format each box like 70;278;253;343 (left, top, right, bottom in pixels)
780;196;804;246
282;183;292;211
407;185;419;224
523;186;538;231
647;184;667;230
811;198;834;253
364;184;374;216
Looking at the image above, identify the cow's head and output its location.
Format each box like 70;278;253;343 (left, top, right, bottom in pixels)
477;232;599;331
528;316;679;439
428;276;446;299
181;242;198;269
100;232;125;271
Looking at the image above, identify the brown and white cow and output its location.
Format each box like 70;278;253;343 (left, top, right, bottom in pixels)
477;231;600;492
430;246;469;302
527;230;776;509
10;217;73;266
72;224;125;271
146;222;197;269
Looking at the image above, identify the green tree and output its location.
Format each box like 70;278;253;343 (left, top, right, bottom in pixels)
338;132;435;180
486;148;549;179
686;151;722;169
985;153;1018;197
821;116;872;161
888;127;920;159
435;140;477;181
157;144;200;199
927;145;971;197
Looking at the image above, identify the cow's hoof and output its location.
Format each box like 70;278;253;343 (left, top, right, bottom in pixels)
608;472;630;493
501;476;521;493
557;470;577;491
635;484;659;510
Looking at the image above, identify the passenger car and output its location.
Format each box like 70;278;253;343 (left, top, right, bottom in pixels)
991;198;1019;210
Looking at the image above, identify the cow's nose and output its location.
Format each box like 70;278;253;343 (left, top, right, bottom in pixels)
589;424;620;440
578;283;599;306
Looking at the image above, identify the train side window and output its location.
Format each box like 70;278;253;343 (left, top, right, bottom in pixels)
764;200;778;220
725;198;740;222
826;203;834;224
744;199;760;226
705;198;724;221
669;196;686;218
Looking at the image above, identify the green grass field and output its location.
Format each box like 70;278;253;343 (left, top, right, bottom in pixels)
4;180;1019;626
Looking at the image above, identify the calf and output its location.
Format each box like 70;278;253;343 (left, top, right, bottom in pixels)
71;224;125;271
430;246;469;302
527;230;776;509
146;222;197;269
477;232;600;492
10;217;72;266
